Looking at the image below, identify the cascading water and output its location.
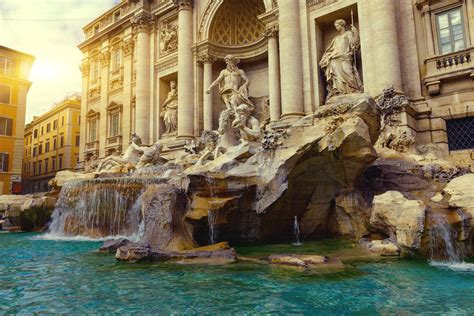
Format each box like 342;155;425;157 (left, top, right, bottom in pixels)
45;177;161;240
428;212;474;272
208;210;218;245
293;216;302;246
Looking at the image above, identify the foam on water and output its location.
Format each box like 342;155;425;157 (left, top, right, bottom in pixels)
429;260;474;273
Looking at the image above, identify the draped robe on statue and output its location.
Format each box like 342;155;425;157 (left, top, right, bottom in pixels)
320;28;363;101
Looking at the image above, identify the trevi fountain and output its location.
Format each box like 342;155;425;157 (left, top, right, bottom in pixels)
1;13;474;314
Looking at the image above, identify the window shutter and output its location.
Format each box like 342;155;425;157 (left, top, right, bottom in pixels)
6;118;13;136
2;154;8;171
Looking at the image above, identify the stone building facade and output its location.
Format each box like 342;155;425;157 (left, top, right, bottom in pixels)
78;0;474;166
0;45;34;194
23;95;81;193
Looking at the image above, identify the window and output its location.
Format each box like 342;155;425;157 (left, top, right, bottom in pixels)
94;25;99;34
41;126;44;135
61;116;64;126
53;137;57;150
38;144;42;155
60;136;64;147
38;161;42;174
33;162;37;175
52;157;56;171
0;117;13;136
46;123;51;133
58;155;63;170
53;120;58;130
447;117;474;151
89;120;97;142
78;115;81;125
0;153;9;172
110;113;120;136
436;7;466;54
112;49;121;72
34;129;38;138
0;84;11;104
45;159;49;173
45;142;50;153
76;135;80;146
33;147;37;157
0;57;12;76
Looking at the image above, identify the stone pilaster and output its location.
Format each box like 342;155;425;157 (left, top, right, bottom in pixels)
79;59;90;162
131;12;154;144
198;53;216;131
278;0;304;120
176;0;194;139
99;48;110;158
264;26;281;122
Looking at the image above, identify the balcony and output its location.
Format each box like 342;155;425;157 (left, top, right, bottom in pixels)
85;140;100;155
105;135;122;153
424;47;474;96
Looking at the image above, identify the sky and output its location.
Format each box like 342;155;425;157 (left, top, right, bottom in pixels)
0;0;119;123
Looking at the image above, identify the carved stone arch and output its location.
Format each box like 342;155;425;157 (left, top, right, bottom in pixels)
197;0;268;60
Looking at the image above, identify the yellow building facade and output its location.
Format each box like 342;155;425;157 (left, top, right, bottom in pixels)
23;95;81;193
0;45;34;194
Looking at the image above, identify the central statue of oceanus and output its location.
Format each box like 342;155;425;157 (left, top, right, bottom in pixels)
320;19;363;101
206;54;254;111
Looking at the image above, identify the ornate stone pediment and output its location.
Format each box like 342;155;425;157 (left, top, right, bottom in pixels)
86;109;100;119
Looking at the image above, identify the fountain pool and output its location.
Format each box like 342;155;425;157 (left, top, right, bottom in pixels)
1;233;473;314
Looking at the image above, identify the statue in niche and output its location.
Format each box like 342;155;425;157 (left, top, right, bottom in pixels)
232;104;261;144
206;54;254;111
160;23;178;53
161;80;178;136
319;19;363;101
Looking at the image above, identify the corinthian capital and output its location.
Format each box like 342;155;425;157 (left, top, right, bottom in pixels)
263;25;279;38
173;0;193;10
79;59;90;76
99;49;111;66
197;53;217;64
131;12;155;33
122;38;134;57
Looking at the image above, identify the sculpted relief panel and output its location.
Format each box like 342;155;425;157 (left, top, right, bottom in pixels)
160;20;178;55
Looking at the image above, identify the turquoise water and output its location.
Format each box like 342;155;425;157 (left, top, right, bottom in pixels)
1;233;473;314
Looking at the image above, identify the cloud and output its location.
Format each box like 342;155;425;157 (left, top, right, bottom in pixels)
0;0;119;123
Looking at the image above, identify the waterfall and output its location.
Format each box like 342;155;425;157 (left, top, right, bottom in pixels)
293;216;302;246
428;212;459;262
45;177;162;240
208;210;218;245
428;212;474;272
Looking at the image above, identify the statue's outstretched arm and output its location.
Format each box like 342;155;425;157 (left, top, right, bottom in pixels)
206;71;224;93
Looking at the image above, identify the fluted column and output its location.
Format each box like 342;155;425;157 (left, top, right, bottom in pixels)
176;0;194;139
198;54;216;131
131;12;154;144
278;0;304;120
264;26;281;121
366;0;402;93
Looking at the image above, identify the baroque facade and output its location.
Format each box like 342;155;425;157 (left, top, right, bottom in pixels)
78;0;474;166
0;45;35;194
23;95;81;193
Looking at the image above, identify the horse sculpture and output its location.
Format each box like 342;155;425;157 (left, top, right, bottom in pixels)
214;108;240;158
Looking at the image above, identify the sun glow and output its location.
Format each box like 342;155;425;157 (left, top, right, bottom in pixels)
30;60;59;81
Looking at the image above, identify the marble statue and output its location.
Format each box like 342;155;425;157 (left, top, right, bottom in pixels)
161;80;178;136
136;142;167;169
95;132;147;173
214;108;240;158
195;130;219;166
206;54;254;111
160;23;178;53
319;19;363;101
232;104;261;143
